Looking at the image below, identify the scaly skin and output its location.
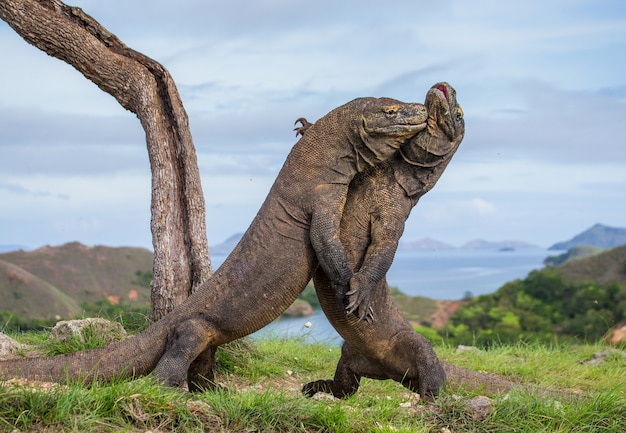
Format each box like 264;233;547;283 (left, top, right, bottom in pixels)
0;96;428;390
303;82;476;398
303;84;581;400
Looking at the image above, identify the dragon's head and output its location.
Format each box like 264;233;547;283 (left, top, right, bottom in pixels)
423;82;465;155
351;97;429;167
392;83;465;196
398;82;465;166
359;98;428;138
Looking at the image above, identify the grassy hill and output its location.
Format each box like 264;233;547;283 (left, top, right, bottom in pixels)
0;242;153;325
556;244;626;285
0;259;82;320
544;244;605;266
445;245;626;345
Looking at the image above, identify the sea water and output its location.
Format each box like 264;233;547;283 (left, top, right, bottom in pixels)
212;248;554;343
385;248;551;299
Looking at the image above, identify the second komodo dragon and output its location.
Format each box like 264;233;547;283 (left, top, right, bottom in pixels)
302;83;525;399
0;96;429;390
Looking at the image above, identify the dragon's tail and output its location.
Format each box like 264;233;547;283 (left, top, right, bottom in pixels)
0;321;169;384
441;361;582;400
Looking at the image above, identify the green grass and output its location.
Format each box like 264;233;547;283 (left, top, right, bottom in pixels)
1;332;625;432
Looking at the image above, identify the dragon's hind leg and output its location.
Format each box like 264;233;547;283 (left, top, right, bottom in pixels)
153;317;215;388
187;346;217;392
302;343;362;398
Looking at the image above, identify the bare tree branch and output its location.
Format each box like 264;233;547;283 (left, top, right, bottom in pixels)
0;0;213;320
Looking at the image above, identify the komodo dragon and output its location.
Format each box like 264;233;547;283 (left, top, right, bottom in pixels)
0;96;429;390
302;82;525;399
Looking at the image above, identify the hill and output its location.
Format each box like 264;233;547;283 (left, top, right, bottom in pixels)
0;242;153;323
543;244;605;267
556;244;626;286
0;258;82;320
549;223;626;250
210;233;244;255
445;244;626;345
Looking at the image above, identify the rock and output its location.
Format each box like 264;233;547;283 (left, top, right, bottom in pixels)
0;333;22;358
49;318;127;345
582;349;626;365
456;345;482;354
312;392;338;402
464;395;494;420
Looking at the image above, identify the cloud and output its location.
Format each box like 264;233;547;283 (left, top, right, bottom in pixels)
420;197;497;223
461;81;626;164
0;106;149;177
0;106;142;145
0;0;624;250
0;182;69;199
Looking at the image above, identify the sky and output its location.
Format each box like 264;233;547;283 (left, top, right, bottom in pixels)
1;0;625;251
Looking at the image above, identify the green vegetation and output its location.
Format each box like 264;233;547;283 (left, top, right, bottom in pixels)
1;330;625;432
0;243;153;326
544;244;605;266
1;298;151;334
445;267;626;346
0;311;58;334
133;269;153;288
79;299;151;333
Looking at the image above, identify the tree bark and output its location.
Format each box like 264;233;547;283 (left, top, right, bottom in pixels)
0;0;213;320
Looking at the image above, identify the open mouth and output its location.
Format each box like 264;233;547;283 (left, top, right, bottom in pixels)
433;84;449;102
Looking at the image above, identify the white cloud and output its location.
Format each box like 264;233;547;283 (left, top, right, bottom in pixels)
418;197;497;225
437;160;626;195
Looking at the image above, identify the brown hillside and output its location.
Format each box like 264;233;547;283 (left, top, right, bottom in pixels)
0;258;82;320
429;299;467;330
556;244;626;285
0;242;153;307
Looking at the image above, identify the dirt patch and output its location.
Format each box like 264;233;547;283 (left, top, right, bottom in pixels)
1;377;62;393
429;300;467;329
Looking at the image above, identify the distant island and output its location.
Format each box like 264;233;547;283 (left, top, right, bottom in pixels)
209;233;244;255
207;223;626;255
398;238;539;251
548;223;626;250
458;239;539;250
5;223;624;259
209;233;540;255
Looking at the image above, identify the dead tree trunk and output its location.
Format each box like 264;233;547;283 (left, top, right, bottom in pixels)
0;0;213;320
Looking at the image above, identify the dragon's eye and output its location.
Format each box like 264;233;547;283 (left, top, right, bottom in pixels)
383;105;399;116
456;105;464;120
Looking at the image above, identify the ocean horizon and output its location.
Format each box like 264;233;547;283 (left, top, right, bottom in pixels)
211;247;555;343
212;247;552;301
